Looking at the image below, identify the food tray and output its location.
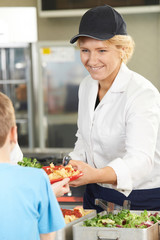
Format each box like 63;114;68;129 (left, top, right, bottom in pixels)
42;166;83;184
55;209;96;240
73;211;160;240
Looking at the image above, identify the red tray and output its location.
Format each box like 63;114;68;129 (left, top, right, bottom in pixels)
42;166;83;184
57;196;83;202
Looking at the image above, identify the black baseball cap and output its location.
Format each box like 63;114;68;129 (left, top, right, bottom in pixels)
70;5;127;44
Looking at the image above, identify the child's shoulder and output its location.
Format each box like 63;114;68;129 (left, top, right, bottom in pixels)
13;164;46;183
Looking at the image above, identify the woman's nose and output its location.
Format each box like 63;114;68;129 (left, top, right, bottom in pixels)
88;52;98;65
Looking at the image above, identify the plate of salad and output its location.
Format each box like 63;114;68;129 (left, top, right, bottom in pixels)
83;209;160;229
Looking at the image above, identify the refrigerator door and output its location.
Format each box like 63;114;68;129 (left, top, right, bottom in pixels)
38;42;88;148
0;43;33;148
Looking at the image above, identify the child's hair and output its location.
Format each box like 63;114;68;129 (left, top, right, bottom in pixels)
77;34;135;64
0;92;15;147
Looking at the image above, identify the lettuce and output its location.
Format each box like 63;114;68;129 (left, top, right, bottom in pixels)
83;209;160;228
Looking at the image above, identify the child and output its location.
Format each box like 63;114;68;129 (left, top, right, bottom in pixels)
0;92;65;240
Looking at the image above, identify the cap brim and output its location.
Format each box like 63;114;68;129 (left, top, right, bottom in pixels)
70;33;115;44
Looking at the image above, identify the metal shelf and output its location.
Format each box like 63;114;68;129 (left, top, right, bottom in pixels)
38;4;160;18
0;79;27;84
47;113;78;125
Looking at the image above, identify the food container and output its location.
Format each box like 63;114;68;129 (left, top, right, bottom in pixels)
73;211;160;240
55;209;96;240
42;165;83;184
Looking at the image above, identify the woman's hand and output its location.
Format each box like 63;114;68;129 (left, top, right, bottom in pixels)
51;178;70;198
69;160;99;187
69;160;117;187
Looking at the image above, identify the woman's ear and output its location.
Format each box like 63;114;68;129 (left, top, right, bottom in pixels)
10;126;17;144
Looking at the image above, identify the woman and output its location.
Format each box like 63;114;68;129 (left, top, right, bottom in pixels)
68;5;160;212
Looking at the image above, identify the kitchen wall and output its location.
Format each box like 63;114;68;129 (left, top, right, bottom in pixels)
0;0;160;90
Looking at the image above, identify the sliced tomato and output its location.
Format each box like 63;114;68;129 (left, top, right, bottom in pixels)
61;209;73;216
45;169;52;175
74;209;82;218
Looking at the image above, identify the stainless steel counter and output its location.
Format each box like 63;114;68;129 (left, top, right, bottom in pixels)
21;147;73;156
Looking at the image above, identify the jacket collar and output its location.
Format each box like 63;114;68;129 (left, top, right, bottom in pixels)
88;63;132;117
89;63;132;95
109;63;132;93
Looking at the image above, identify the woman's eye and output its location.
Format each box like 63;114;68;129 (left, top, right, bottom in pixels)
99;49;107;52
81;49;88;52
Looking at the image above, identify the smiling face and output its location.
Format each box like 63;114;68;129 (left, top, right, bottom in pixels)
79;37;122;88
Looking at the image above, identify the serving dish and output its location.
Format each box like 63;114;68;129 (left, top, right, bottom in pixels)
55;209;96;240
73;210;160;240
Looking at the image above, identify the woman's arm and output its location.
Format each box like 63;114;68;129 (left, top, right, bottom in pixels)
69;160;117;187
69;129;87;162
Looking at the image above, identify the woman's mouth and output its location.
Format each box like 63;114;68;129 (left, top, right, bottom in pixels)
89;66;104;71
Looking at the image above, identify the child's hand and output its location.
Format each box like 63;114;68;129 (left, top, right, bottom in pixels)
51;178;70;197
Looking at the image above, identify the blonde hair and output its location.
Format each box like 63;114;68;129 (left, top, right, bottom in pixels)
106;35;135;64
0;92;15;147
77;35;135;64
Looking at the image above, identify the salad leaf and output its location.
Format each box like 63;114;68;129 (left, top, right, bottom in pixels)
18;157;42;168
83;209;160;229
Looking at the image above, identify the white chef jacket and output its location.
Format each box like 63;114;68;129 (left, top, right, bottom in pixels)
70;63;160;196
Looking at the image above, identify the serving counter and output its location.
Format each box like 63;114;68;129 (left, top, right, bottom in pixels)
21;149;160;240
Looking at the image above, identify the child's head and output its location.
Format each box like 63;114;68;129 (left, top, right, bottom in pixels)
0;92;16;147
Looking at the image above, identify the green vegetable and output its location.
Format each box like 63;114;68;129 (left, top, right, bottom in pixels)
83;209;160;229
18;157;42;168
